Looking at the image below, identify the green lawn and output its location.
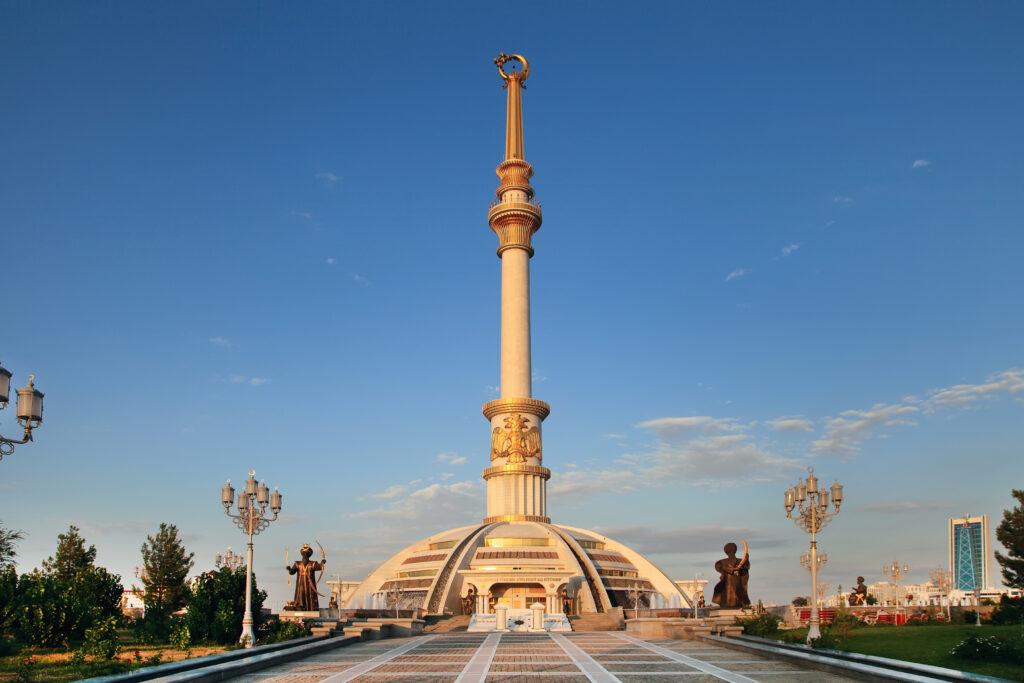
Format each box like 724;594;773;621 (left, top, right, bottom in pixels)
0;644;226;683
778;624;1024;681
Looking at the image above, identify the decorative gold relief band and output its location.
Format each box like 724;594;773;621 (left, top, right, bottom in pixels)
482;397;551;420
482;464;551;481
483;514;551;524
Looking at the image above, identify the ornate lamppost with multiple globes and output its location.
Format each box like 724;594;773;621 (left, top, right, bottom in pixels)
882;560;909;613
221;471;282;647
785;468;843;643
0;362;45;460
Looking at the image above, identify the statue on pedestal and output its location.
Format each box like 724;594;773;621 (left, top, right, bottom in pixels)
285;542;326;611
849;576;868;606
461;585;477;615
712;540;750;609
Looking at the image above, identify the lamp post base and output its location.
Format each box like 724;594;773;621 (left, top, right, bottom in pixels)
240;615;255;648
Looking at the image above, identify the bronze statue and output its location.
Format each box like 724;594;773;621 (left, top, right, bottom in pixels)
712;540;750;609
461;585;477;615
849;576;868;606
285;542;326;611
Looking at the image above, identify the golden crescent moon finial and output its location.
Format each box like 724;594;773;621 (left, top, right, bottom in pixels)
494;53;530;83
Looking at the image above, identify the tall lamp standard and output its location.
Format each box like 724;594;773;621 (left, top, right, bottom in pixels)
0;364;45;460
882;560;909;620
785;468;843;644
221;471;282;647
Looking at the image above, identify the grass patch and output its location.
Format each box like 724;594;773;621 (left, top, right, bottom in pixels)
777;624;1024;681
0;644;226;683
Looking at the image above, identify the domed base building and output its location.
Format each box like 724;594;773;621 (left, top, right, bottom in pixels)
344;55;690;630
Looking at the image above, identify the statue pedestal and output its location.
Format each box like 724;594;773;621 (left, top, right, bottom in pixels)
279;609;321;623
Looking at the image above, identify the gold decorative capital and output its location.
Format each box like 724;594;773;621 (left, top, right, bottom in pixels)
495;54;530;84
482;464;551;481
482;397;550;421
483;513;550;524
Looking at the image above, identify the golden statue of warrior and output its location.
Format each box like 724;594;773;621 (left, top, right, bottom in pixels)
285;542;326;612
490;413;541;463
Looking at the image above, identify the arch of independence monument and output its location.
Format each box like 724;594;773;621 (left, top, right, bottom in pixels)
344;55;692;632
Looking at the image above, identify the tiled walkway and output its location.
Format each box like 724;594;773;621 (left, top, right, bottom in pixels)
230;632;860;683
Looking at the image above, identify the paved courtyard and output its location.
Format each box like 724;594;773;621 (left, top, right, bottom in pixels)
230;632;859;683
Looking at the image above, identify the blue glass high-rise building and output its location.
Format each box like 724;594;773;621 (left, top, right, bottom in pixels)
948;515;990;593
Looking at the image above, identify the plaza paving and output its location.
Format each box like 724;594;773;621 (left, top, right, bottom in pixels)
229;632;860;683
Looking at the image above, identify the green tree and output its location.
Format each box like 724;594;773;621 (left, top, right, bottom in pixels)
11;526;123;646
0;521;25;571
184;567;266;645
140;523;194;630
995;489;1024;589
41;526;97;582
791;596;808;607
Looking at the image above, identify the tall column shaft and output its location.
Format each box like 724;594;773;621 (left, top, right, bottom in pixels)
501;248;531;398
483;53;550;524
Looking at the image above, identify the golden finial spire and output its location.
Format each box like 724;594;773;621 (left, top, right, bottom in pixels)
494;54;529;160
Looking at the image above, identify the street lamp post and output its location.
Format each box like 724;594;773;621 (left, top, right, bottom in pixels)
785;467;843;644
216;547;246;571
693;572;704;620
801;551;828;609
221;470;282;647
0;363;45;460
882;560;909;622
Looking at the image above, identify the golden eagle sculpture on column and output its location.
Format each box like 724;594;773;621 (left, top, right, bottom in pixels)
490;413;541;463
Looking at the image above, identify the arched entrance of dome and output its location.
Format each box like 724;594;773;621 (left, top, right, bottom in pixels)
489;582;546;610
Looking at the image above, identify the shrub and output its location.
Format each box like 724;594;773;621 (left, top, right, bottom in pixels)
170;620;192;652
184;567;266;645
259;618;310;644
950;634;1024;663
991;595;1024;625
735;610;781;637
829;608;861;637
81;617;121;660
809;628;843;650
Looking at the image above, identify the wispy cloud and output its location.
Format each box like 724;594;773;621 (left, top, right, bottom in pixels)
291;210;313;220
912;159;931;169
813;368;1023;456
812;402;918;456
638;416;744;435
369;484;408;500
833;196;854;205
923;368;1023;411
326;257;336;266
436;452;467;466
767;416;813;432
725;268;749;282
861;501;942;513
780;243;800;257
230;375;269;387
315;172;343;186
350;273;370;287
352;481;481;522
594;525;783;555
209;336;233;348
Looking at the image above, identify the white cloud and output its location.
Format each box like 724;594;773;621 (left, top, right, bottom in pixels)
923;368;1023;411
594;525;783;555
326;257;336;266
912;159;931;169
316;172;343;186
630;433;802;487
291;210;313;219
350;273;370;287
436;452;467;466
861;501;942;513
812;368;1023;456
767;416;813;432
369;484;408;500
230;375;269;387
209;336;233;348
638;416;743;435
352;481;481;522
781;243;800;257
812;402;918;456
725;268;749;282
833;196;853;205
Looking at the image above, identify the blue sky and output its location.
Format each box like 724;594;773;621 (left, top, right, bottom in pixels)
1;2;1021;609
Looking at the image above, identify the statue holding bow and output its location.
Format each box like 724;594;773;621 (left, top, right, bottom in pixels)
712;540;751;609
285;541;326;611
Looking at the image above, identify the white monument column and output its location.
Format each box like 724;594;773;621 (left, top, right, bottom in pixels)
482;54;551;524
